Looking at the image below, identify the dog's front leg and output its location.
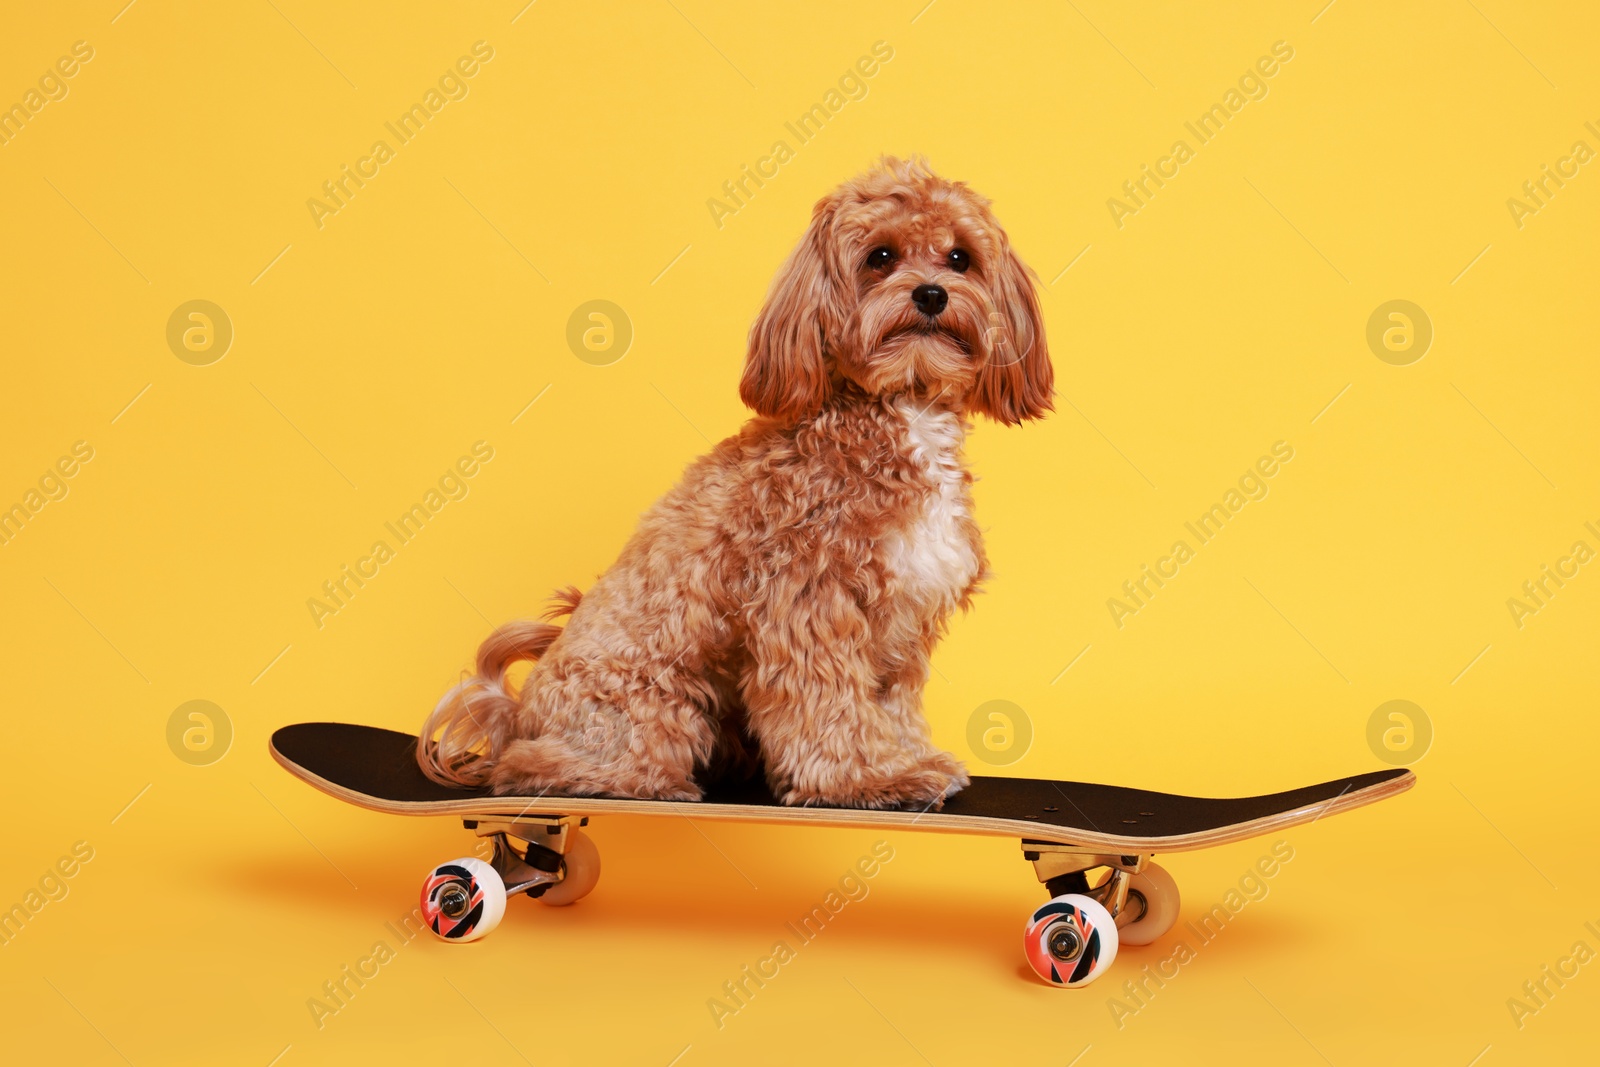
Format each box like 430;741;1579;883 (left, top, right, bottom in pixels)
876;642;969;788
739;576;968;808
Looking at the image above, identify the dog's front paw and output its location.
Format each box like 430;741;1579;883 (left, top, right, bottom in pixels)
638;781;705;802
887;750;969;808
937;756;971;800
782;751;970;809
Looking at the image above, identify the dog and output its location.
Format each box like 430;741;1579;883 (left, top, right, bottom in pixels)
418;156;1053;808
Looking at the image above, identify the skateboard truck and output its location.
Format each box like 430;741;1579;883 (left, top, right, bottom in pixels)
1022;841;1152;926
463;815;591;899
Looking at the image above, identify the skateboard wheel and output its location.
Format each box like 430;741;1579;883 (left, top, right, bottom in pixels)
538;829;601;907
1024;893;1117;987
420;857;506;942
1116;862;1180;946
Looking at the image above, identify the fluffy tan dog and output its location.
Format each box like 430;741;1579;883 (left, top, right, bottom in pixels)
419;156;1053;808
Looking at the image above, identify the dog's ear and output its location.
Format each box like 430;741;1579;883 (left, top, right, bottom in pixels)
742;199;839;421
970;243;1054;425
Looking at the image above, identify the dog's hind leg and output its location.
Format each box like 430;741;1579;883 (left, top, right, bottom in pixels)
486;673;716;801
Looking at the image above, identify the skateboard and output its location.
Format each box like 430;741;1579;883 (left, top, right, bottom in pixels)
270;721;1415;988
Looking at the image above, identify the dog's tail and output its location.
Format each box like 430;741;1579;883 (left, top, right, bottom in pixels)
417;587;582;787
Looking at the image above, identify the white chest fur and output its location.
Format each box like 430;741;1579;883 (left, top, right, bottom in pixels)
884;400;982;612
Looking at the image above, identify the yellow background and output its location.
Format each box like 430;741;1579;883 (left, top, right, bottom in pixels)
2;1;1596;1063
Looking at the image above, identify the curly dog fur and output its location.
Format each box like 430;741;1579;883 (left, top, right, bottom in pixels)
419;156;1053;807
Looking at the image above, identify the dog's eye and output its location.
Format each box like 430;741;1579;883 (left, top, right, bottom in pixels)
947;248;970;273
866;247;895;270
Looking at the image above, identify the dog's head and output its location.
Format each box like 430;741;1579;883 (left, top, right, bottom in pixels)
742;156;1053;425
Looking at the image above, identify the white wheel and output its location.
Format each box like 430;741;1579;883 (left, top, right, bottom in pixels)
420;857;506;942
1116;862;1181;947
1024;893;1118;987
538;829;600;907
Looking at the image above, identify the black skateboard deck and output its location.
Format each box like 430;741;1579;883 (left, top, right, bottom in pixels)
271;722;1414;853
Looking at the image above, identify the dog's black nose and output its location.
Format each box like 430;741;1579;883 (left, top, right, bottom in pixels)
911;284;948;316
